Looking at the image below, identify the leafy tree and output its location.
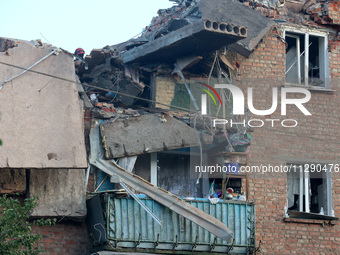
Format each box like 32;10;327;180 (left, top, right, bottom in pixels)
0;194;56;255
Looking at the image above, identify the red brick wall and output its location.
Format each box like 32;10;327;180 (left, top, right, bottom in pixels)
328;1;340;25
306;1;340;25
33;222;91;255
236;28;340;254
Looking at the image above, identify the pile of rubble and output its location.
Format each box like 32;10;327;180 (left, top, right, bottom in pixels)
76;48;146;107
142;0;199;40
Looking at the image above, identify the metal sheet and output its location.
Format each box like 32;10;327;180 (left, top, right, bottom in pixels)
106;196;255;254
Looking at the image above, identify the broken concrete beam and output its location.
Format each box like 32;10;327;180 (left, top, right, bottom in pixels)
0;169;26;194
121;19;246;64
100;113;213;158
29;169;86;219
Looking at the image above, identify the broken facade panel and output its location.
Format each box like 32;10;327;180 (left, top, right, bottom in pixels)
0;40;87;168
29;169;87;219
0;38;88;223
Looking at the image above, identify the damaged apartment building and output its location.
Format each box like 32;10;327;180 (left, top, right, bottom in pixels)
0;0;339;254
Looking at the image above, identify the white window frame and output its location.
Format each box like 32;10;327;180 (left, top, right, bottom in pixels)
283;27;330;88
287;163;333;216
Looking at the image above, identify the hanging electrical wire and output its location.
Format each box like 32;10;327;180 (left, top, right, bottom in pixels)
0;60;194;113
0;60;338;146
0;48;60;91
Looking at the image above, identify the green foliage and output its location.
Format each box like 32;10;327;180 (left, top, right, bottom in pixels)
0;194;56;255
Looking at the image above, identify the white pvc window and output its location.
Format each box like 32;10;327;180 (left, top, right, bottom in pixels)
285;30;329;88
287;164;333;216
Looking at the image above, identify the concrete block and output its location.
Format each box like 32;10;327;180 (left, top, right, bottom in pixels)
29;169;86;218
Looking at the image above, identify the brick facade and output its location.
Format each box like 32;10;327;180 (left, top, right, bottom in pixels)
4;2;337;254
152;22;340;254
155;75;176;109
32;222;91;255
236;29;340;254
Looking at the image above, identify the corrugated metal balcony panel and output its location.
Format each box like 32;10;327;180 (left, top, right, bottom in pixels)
106;196;255;254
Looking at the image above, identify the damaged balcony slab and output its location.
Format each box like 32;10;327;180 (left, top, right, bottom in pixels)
100;113;213;158
121;18;247;64
29;169;87;219
198;0;274;57
122;0;273;63
0;41;87;168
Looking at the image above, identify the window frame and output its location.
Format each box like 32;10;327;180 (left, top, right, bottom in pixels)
286;163;333;218
283;27;330;89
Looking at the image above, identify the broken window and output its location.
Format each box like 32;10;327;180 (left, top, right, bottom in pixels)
287;164;333;217
285;31;329;87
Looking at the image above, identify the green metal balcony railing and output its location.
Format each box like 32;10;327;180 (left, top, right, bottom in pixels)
103;195;256;254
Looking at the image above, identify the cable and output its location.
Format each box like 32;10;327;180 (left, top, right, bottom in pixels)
0;60;195;113
0;49;58;90
0;61;339;145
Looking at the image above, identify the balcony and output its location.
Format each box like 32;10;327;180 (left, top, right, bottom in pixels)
101;195;256;254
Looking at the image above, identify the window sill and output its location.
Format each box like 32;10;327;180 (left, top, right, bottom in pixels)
284;83;335;94
284;210;338;225
283;217;337;225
